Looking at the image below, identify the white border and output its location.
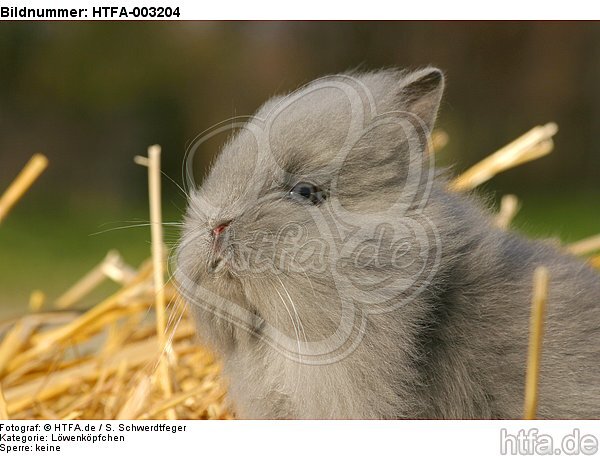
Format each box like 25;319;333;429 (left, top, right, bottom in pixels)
0;0;597;20
0;420;599;456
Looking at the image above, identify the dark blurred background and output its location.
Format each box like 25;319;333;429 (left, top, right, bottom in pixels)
1;22;599;309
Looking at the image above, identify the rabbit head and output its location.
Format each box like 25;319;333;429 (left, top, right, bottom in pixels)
176;68;445;364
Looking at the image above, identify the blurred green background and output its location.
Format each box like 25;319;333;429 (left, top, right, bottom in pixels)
0;22;599;314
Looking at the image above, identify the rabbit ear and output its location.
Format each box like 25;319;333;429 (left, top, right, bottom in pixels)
398;67;444;132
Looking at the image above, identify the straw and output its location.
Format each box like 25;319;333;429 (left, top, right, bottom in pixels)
495;194;520;229
116;375;152;419
566;234;600;256
29;290;46;312
431;129;449;153
0;153;48;224
450;123;557;191
0;383;9;419
135;144;174;418
55;250;135;309
523;266;550;420
0;319;37;377
0;150;230;420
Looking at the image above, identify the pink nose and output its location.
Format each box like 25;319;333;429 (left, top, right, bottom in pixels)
212;222;229;236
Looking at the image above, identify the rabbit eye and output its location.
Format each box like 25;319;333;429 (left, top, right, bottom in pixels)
289;182;325;205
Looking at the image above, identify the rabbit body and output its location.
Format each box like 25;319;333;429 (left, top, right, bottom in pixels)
176;68;600;418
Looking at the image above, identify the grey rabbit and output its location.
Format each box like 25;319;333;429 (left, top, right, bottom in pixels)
175;67;600;419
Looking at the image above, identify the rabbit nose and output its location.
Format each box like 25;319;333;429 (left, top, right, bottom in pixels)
212;221;230;237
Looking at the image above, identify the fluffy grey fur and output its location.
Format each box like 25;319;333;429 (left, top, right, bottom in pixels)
176;68;600;419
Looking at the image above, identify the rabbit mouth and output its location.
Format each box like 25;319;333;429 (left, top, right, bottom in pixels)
208;234;232;274
208;256;226;273
208;246;236;275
